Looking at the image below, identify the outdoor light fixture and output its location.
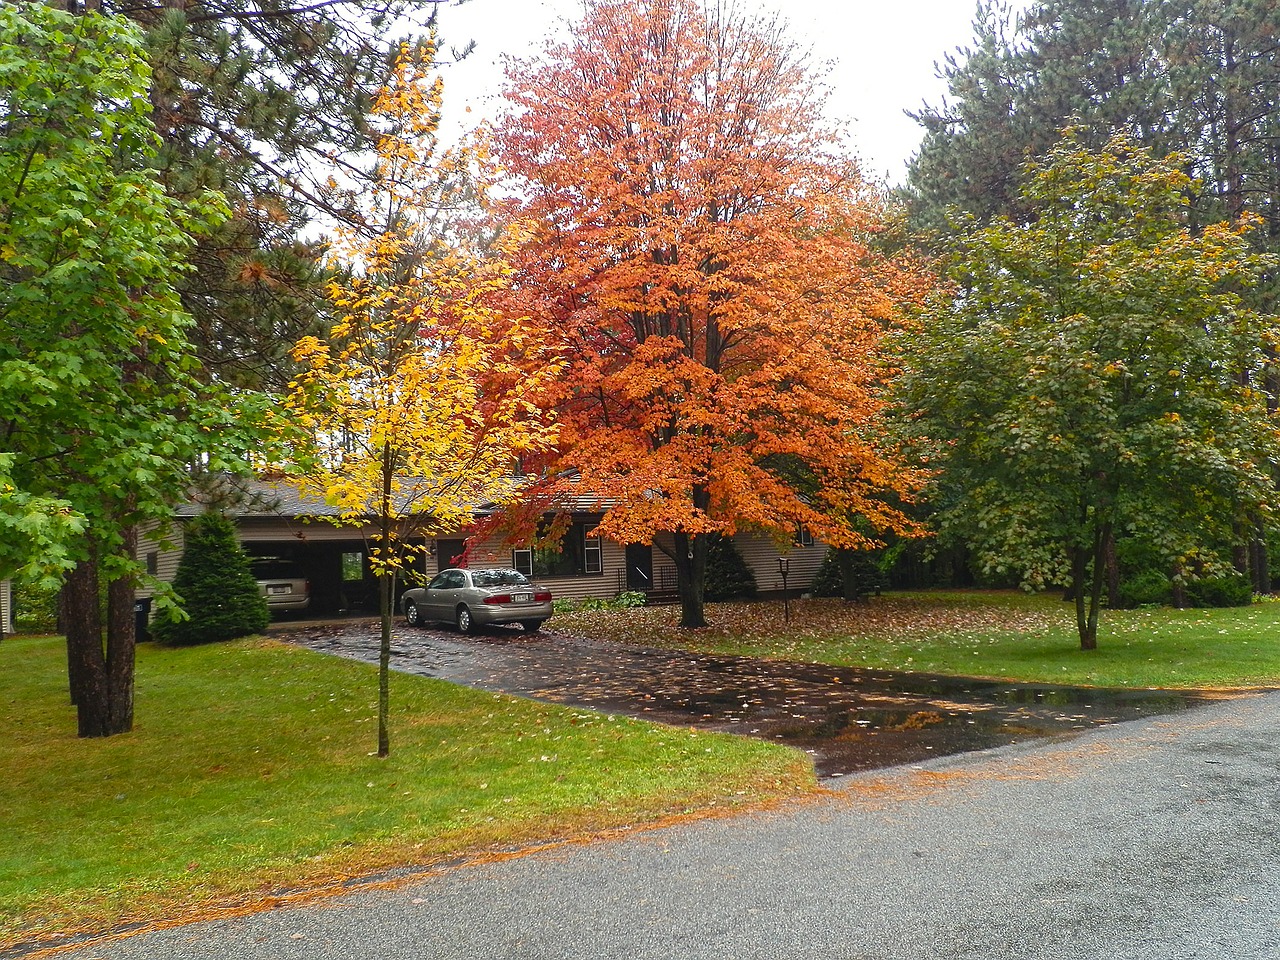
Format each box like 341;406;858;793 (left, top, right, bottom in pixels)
777;556;791;623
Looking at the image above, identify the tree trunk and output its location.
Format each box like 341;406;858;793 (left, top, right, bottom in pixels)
1103;527;1120;609
672;530;708;629
1070;524;1108;652
1084;522;1110;651
1250;516;1270;594
1171;560;1188;609
377;446;394;758
64;555;110;736
1070;545;1094;651
103;525;138;734
377;569;392;758
63;533;138;738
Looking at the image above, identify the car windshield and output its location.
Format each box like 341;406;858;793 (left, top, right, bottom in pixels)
470;568;531;588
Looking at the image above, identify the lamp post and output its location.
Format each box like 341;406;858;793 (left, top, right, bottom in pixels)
778;556;791;623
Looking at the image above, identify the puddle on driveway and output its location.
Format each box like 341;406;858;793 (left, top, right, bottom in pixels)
281;622;1224;778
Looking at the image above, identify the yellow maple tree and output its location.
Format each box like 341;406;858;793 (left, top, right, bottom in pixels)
286;41;560;756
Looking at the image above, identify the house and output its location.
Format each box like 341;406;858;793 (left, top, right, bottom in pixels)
1;581;11;635
143;477;827;617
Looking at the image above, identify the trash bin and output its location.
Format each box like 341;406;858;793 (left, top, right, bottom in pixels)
134;597;152;643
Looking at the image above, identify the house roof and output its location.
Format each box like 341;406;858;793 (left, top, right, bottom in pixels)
180;474;612;520
177;477;340;518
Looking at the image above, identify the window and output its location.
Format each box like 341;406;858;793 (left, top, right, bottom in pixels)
426;570;466;590
145;552;158;576
341;551;364;581
513;522;603;577
796;526;814;547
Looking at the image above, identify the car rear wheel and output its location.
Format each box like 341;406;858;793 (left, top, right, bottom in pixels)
456;605;476;634
405;600;423;628
520;620;544;633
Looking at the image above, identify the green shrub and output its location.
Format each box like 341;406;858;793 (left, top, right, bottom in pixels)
151;512;269;645
813;550;843;598
813;548;886;601
11;576;58;634
1185;572;1252;608
552;591;648;614
1113;569;1173;609
704;534;758;602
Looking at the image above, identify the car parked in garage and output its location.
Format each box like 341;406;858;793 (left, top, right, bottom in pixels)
250;556;311;614
400;567;553;633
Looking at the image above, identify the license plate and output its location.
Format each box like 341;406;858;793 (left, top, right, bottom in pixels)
512;593;531;603
269;585;290;595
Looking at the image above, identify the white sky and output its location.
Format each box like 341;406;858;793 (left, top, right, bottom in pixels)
432;0;1030;186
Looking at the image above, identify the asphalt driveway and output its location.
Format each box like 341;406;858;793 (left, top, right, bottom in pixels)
43;689;1280;959
279;619;1221;777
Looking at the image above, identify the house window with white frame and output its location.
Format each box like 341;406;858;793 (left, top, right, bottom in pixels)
514;522;603;577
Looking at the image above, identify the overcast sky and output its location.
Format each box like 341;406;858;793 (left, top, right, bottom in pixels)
432;0;1031;186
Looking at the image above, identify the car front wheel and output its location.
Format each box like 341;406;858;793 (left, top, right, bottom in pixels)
520;620;544;633
456;605;476;634
405;600;423;627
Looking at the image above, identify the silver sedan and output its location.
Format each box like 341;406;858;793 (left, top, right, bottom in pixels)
400;567;553;633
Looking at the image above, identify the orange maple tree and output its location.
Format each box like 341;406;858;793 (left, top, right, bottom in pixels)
494;0;934;627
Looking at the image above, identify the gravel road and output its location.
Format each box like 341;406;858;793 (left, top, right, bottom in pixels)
44;689;1280;960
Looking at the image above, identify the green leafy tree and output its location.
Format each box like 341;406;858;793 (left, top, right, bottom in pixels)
0;5;267;736
906;0;1280;590
151;513;269;645
897;134;1280;649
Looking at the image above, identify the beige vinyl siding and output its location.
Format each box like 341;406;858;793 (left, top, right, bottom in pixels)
734;532;825;595
650;533;681;594
136;520;185;599
235;518;374;543
1;580;12;635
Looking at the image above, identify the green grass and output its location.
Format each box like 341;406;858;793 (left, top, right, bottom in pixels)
0;636;813;949
555;590;1280;688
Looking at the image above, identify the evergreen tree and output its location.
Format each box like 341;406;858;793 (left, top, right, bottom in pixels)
905;0;1280;239
55;0;464;391
152;513;270;646
704;536;759;603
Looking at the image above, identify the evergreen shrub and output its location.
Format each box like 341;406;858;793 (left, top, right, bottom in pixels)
151;512;270;645
1113;569;1172;609
12;576;58;633
813;548;886;601
1185;573;1252;608
704;534;757;602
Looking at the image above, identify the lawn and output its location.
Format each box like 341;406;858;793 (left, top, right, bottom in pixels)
554;590;1280;689
0;635;813;950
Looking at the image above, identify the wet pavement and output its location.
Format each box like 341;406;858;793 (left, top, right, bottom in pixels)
278;620;1227;778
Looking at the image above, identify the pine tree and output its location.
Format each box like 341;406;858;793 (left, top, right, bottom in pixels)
56;0;461;390
704;536;758;602
906;0;1280;240
151;513;270;646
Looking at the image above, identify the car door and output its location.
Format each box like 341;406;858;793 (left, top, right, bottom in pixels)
420;571;454;620
426;569;466;620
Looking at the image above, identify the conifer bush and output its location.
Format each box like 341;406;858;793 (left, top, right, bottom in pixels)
151;512;270;645
704;535;758;602
814;548;887;601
